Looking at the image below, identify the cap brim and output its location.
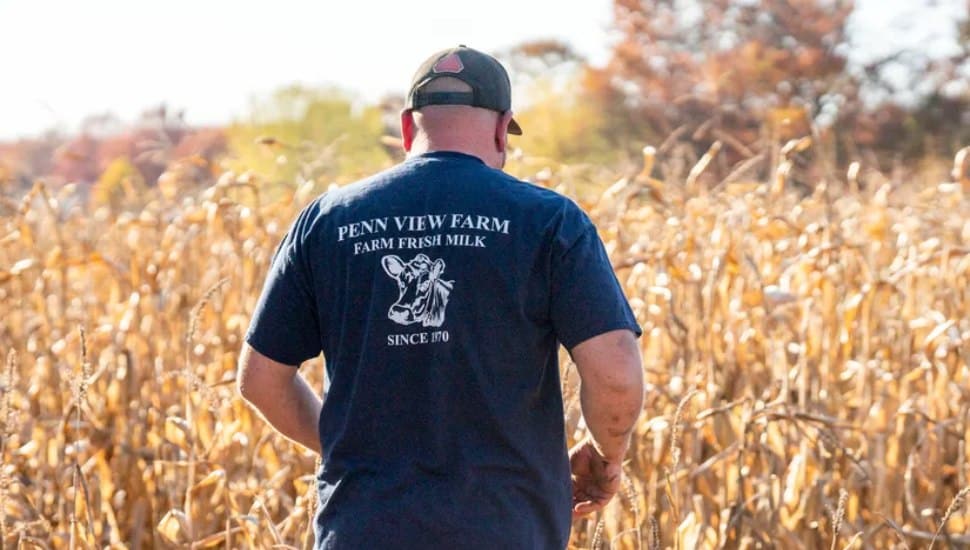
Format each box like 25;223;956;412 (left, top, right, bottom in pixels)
508;117;523;135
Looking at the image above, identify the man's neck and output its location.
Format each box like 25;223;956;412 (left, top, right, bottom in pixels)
408;142;493;167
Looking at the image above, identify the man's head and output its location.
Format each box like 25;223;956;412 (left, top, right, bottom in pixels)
400;46;520;169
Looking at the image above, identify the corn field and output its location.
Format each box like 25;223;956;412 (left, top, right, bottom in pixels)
1;144;970;549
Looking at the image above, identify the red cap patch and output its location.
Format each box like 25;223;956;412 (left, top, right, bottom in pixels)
432;52;464;74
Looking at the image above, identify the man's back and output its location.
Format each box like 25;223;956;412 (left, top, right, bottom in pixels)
245;151;639;548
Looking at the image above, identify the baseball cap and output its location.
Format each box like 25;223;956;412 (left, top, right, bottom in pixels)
406;45;523;135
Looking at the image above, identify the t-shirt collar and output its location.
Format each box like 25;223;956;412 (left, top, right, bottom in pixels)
409;150;485;165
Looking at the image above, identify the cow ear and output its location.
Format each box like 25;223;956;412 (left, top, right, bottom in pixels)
430;259;445;278
415;253;431;263
382;255;405;277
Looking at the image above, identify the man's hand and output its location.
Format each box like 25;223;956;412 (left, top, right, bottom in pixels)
569;439;623;518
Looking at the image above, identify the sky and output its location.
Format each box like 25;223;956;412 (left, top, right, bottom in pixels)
0;0;613;140
0;0;964;140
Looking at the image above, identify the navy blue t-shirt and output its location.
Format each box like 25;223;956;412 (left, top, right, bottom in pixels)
245;151;641;549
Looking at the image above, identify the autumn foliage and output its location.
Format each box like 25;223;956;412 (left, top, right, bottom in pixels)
511;0;967;177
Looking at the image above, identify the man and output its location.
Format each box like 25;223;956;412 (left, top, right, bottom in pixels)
238;45;644;549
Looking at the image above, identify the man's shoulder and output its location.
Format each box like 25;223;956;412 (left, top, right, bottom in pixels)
309;159;590;235
320;165;404;204
481;168;587;217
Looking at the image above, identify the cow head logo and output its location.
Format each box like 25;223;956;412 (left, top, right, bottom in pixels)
381;254;454;327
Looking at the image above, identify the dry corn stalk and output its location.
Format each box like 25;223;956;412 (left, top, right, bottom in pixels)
0;143;967;549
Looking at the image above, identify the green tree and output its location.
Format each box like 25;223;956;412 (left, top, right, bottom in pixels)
499;40;650;166
226;85;391;187
514;75;624;166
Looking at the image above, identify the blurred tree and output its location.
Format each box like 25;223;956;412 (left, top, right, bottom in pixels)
514;75;621;165
92;157;146;210
171;128;226;166
375;94;406;162
599;0;970;165
0;134;62;192
80;112;124;137
225;86;391;187
499;39;587;84
158;129;228;199
848;0;969;155
51;134;100;184
128;105;191;184
604;0;854;163
497;40;647;166
45;104;193;187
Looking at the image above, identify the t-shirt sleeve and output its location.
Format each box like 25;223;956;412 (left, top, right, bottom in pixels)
245;204;323;366
549;219;642;350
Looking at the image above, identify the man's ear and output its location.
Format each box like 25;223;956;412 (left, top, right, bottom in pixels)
494;111;514;153
400;110;416;152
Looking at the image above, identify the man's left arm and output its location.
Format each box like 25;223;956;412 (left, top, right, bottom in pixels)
237;343;322;454
239;201;325;454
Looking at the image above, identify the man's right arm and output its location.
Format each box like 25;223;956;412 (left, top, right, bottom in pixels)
568;328;644;516
571;328;643;457
544;208;644;515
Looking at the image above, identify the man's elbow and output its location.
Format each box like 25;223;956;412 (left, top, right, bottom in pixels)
619;353;645;398
237;364;260;405
236;345;276;406
605;363;644;409
603;359;644;426
615;332;644;393
237;369;254;402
